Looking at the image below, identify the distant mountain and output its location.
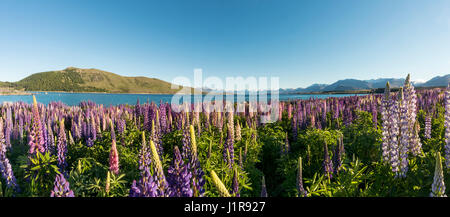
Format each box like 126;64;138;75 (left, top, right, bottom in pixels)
280;84;327;93
7;67;195;94
281;75;450;94
418;75;450;87
323;79;371;92
364;78;405;88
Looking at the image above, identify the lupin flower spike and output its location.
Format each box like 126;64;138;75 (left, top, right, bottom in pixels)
189;125;197;157
261;175;268;197
109;120;120;175
297;156;307;197
431;152;446;197
210;170;231;197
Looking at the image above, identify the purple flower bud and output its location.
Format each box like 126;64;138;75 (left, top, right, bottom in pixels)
167;146;193;197
261;176;268;197
232;167;240;197
50;173;74;197
297;157;307;197
425;114;431;139
57;119;67;170
323;141;333;179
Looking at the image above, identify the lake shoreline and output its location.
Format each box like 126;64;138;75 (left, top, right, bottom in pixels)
1;90;372;97
29;90;372;96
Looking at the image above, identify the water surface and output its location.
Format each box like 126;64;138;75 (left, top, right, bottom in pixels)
0;92;368;106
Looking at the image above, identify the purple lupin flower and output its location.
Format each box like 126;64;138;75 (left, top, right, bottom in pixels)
425;114;431;139
138;132;151;174
381;82;391;163
90;113;97;142
404;74;422;156
117;118;125;135
4;120;11;150
130;132;159;197
323;141;333;179
185;125;205;197
18;115;24;141
56;119;67;170
292;114;298;142
261;175;268;197
225;120;235;168
143;105;150;132
333;135;344;174
0;156;18;191
159;102;168;134
0;119;18;191
135;99;141;117
444;83;450;168
167;146;193;197
149;139;168;196
42;119;49;152
372;102;378;128
322;101;327;127
50;173;74;197
129;171;159;197
47;119;55;153
232;167;240;197
398;88;409;178
283;133;290;155
297;157;307;197
71;119;80;141
383;83;400;174
12;119;18;141
129;180;142;197
28;96;45;154
181;125;192;160
4;107;12;149
238;147;243;168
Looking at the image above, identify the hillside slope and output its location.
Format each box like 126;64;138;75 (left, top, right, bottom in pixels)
14;67;192;94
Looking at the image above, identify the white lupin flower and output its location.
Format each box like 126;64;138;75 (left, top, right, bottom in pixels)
430;152;446;197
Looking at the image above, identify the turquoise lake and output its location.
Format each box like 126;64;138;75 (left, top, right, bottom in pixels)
0;92;368;106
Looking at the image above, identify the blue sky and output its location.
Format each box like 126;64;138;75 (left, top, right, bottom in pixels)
1;0;450;88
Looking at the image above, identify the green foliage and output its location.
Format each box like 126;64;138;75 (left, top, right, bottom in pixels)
343;111;382;164
4;98;450;197
11;67;192;94
20;152;60;196
16;70;106;92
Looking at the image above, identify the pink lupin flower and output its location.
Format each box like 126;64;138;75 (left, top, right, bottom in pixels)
28;95;45;154
109;120;119;175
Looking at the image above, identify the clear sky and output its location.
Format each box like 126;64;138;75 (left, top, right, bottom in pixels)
1;0;450;88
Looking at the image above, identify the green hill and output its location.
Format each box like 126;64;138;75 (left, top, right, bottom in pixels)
10;67;194;94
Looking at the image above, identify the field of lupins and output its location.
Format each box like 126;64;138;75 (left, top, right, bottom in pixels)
1;74;450;197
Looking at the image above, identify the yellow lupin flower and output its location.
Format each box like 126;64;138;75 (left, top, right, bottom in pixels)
32;95;37;106
106;171;111;194
149;140;164;177
210;170;231;197
189;125;197;157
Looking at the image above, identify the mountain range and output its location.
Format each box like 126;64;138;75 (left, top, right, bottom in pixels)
1;67;449;94
280;75;450;94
